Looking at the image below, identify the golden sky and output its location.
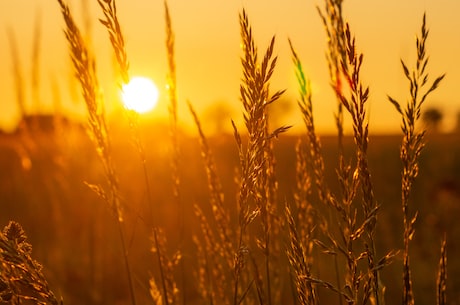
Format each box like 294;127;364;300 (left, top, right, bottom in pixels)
1;0;460;134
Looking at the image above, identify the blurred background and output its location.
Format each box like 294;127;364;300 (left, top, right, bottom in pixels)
1;0;460;134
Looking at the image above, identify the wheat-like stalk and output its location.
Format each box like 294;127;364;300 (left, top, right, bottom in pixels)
193;204;230;304
291;6;398;304
164;1;181;214
335;23;384;305
436;236;447;305
188;102;234;264
0;221;61;304
164;4;187;303
97;0;129;84
57;0;120;219
388;13;445;305
286;205;318;305
165;1;179;136
316;7;358;302
151;227;180;305
97;2;188;305
56;2;141;305
189;100;239;304
317;0;346;156
291;29;361;305
289;39;336;210
232;9;290;305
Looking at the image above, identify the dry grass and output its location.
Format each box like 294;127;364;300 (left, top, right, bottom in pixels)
232;9;290;305
288;6;443;305
388;12;445;305
0;221;60;305
0;1;452;305
56;1;136;304
189;101;234;304
436;236;447;305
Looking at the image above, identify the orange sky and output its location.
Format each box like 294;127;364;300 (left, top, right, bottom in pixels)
1;0;460;134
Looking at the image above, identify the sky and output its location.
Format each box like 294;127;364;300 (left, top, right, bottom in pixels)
1;0;460;134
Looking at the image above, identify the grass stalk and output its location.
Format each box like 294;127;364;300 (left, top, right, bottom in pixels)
164;3;186;303
153;228;170;305
117;217;137;305
97;1;183;304
97;0;129;84
388;13;445;305
234;9;289;305
97;0;156;227
286;204;317;305
290;37;350;304
165;1;181;209
94;4;139;305
31;9;42;113
0;222;61;304
151;227;180;305
436;236;447;305
336;23;381;304
188;102;234;264
291;7;392;304
317;0;346;152
97;0;184;303
57;2;136;305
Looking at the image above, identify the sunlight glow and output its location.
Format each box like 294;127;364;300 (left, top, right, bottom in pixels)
121;77;159;113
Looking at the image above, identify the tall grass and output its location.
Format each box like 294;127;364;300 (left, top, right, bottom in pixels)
189;100;234;304
233;9;290;305
436;236;447;305
0;1;452;305
56;1;136;305
388;13;445;305
0;221;60;304
164;3;186;304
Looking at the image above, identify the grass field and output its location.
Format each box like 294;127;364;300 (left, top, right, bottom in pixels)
1;0;459;304
1;124;459;304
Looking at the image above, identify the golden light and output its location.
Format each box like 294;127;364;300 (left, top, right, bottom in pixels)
121;76;159;113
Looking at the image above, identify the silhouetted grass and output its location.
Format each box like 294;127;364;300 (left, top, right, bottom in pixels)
0;1;452;305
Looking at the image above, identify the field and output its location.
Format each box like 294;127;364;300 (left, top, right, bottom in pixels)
1;122;459;304
1;0;460;304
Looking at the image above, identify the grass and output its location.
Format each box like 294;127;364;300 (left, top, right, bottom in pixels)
0;0;454;304
56;1;136;305
0;221;60;304
388;13;445;305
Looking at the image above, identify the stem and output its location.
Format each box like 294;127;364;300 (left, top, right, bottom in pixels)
117;218;137;305
265;231;271;305
153;228;169;305
334;255;343;305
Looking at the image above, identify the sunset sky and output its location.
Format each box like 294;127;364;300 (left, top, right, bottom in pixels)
1;0;460;134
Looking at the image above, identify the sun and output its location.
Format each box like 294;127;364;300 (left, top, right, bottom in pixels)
121;76;159;113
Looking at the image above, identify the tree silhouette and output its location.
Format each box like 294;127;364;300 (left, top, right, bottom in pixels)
422;107;443;132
